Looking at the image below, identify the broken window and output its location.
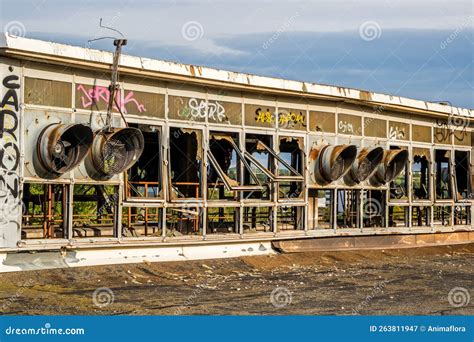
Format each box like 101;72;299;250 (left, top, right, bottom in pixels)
454;205;471;225
388;205;409;227
412;206;430;227
412;148;430;201
454;150;470;200
127;124;162;199
207;132;241;200
244;136;304;200
308;189;333;229
166;206;202;236
169;128;202;200
390;146;408;200
337;189;360;228
207;207;239;234
25;77;72;108
207;133;264;195
122;206;162;237
243;134;272;200
243;206;272;233
21;183;67;239
435;149;452;200
72;185;118;238
277;205;304;231
433;206;452;226
362;190;385;228
277;137;304;200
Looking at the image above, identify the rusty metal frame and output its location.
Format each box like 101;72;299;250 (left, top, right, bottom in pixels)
243;138;304;182
207;135;264;192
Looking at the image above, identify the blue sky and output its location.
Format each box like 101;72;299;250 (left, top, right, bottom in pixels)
1;0;473;108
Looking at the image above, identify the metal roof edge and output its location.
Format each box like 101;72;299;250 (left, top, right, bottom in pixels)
1;32;473;118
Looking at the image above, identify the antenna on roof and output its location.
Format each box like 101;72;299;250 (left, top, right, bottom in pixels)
88;18;127;131
83;19;144;182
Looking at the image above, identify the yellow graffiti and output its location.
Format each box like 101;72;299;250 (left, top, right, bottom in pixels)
278;111;306;127
255;108;275;124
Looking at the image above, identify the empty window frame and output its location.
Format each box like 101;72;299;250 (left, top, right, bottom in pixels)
435;150;452;200
72;185;118;238
412;148;430;201
388;205;409;228
21;183;67;239
412;206;430;227
243;134;273;200
454;151;471;200
390;146;408;200
122;206;162;237
166;206;203;236
277;205;304;231
362;190;386;228
207;132;242;200
277;137;304;200
243;206;273;233
337;189;360;229
308;189;333;229
433;206;452;226
454;205;471;226
207;133;264;193
207;207;239;234
169;128;203;200
244;136;304;183
127;124;162;199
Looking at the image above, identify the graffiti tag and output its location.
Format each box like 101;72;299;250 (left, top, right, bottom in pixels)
278;111;306;128
0;71;21;228
178;98;227;122
255;108;275;124
338;120;354;134
389;126;406;140
76;85;146;114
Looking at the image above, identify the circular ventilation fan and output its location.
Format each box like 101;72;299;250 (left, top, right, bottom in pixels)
85;127;144;180
344;147;384;185
313;144;357;185
370;149;409;186
34;123;93;179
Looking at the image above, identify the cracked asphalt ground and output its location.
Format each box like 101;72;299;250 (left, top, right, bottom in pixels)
0;243;472;315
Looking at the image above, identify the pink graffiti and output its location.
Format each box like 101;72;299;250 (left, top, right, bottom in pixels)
76;84;146;114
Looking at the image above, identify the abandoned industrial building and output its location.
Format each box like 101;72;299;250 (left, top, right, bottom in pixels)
0;33;473;271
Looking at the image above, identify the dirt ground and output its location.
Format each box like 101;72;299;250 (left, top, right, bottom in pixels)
0;243;473;315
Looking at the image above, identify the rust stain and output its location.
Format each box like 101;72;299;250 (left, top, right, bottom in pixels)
189;65;196;77
359;91;372;101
